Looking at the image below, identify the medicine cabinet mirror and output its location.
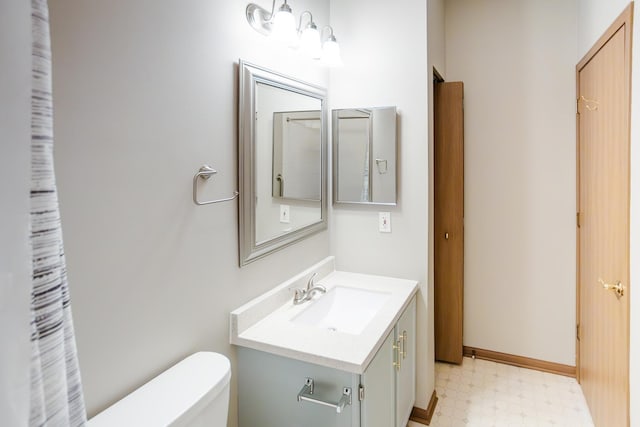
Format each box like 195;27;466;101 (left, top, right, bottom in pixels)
332;107;397;205
239;60;327;266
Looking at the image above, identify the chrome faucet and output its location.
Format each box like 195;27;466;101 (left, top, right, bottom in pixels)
293;273;327;305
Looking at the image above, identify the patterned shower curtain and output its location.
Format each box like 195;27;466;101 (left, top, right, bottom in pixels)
29;0;87;425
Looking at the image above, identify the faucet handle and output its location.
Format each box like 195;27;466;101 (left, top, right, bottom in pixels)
307;272;318;290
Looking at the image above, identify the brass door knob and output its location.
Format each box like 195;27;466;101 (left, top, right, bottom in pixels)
598;279;625;298
445;232;449;240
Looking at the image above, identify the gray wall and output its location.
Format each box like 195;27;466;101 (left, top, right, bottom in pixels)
48;1;330;425
0;1;32;425
328;0;432;409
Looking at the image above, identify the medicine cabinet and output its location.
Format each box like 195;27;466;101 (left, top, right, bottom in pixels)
332;107;397;205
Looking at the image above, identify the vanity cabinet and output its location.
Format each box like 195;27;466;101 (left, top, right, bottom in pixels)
237;296;416;427
361;296;416;427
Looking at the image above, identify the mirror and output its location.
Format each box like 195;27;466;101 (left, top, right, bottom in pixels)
272;110;322;201
332;107;397;205
239;60;327;266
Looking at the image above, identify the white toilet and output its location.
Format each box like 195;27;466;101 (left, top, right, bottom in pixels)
88;352;231;427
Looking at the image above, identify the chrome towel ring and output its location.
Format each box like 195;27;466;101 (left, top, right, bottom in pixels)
192;165;239;205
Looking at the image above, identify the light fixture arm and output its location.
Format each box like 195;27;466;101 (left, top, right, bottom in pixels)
267;0;277;19
321;25;337;42
297;11;315;32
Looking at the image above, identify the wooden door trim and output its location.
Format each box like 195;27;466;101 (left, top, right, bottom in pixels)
463;346;576;378
409;390;438;425
575;0;633;417
577;3;633;70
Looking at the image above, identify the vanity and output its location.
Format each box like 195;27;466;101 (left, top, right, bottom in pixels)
230;257;418;427
233;60;411;426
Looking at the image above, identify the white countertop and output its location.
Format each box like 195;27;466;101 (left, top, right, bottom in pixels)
230;259;418;374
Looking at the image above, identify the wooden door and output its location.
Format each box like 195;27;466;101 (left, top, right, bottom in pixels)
577;4;631;426
434;81;464;364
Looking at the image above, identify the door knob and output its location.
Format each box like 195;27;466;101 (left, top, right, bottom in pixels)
445;232;449;240
598;279;625;298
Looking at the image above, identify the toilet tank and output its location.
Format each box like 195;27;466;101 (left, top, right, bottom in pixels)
88;352;231;427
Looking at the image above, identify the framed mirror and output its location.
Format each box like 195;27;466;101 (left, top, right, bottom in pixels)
332;107;397;205
239;60;327;266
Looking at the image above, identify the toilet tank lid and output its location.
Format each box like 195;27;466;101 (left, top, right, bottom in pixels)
89;352;231;427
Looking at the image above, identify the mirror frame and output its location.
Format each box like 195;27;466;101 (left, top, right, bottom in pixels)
238;60;328;266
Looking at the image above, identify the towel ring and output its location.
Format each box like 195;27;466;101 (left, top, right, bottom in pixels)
192;165;239;205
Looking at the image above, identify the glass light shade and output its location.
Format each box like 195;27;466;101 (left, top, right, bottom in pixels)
270;8;297;44
321;39;343;67
299;26;321;59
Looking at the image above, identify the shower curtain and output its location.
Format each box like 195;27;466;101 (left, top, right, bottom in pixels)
29;0;87;425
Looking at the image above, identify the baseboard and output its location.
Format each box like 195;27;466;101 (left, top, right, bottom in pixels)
409;390;438;425
463;346;576;378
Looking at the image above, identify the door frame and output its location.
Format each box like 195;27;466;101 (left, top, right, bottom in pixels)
575;0;633;401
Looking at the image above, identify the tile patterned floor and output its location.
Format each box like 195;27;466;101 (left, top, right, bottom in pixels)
408;357;594;427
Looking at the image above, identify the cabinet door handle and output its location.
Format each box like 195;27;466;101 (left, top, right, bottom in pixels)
297;378;352;414
402;331;408;359
393;339;402;371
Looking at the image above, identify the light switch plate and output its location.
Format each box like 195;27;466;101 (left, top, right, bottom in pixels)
280;204;291;224
379;212;391;232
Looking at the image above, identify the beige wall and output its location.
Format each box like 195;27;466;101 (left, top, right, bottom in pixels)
328;0;432;408
445;0;578;366
49;1;330;425
576;0;640;421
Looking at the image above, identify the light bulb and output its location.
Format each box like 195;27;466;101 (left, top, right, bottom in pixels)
270;3;297;45
299;24;321;59
321;37;342;67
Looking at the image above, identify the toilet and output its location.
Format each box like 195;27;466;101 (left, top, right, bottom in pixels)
88;352;231;427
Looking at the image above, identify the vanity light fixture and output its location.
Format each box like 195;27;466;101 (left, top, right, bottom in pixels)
245;1;342;66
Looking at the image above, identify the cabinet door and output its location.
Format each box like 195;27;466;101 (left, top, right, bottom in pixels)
361;332;395;427
238;347;359;427
396;297;416;427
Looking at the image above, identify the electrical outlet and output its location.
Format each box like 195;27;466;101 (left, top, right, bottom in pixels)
379;212;391;233
280;204;290;224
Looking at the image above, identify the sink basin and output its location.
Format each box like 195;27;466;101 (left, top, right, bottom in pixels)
291;286;390;334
